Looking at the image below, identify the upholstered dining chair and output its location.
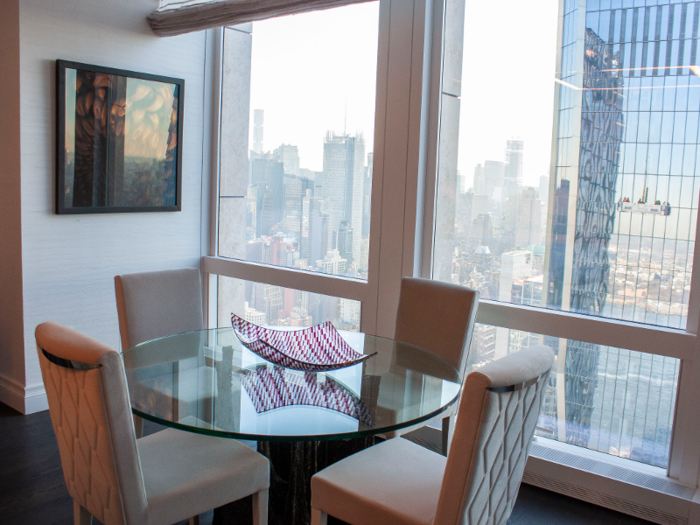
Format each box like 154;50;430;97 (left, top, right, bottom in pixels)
115;267;204;436
393;277;479;452
310;344;555;525
36;321;270;525
115;267;204;350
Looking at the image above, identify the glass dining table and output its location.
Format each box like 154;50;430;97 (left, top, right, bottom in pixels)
122;327;462;525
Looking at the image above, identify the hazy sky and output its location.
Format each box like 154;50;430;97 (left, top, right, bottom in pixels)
249;3;379;172
459;0;559;189
248;0;560;187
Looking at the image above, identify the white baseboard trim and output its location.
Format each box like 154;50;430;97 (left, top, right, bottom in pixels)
0;374;47;414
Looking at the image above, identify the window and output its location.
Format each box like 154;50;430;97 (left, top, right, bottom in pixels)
205;0;700;514
432;0;699;477
217;4;379;281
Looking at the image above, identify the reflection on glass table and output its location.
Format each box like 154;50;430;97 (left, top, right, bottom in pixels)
122;328;461;442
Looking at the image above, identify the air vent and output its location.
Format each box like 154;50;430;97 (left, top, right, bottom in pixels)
529;444;694;499
525;443;693;525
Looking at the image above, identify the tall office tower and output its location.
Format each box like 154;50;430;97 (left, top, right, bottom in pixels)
273;144;300;176
322;132;365;265
303;193;329;266
470;193;488;225
501;192;520;249
545;1;693;464
504;139;524;191
515;187;543;248
335;220;353;267
253;109;264;154
471;213;494;250
546;13;625;449
473;164;485;194
455;190;473;242
482;160;505;201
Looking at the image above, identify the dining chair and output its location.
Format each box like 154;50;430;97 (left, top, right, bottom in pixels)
114;267;204;350
115;267;204;436
36;321;270;525
393;277;479;452
310;344;555;525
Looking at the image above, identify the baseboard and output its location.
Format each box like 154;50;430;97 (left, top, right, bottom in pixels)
0;373;47;414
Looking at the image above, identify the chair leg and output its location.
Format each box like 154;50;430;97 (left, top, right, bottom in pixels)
252;489;269;525
133;414;144;438
188;516;200;525
73;500;92;525
442;415;452;456
311;507;328;525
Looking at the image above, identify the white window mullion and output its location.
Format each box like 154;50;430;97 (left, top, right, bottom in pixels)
203;255;369;302
371;0;433;337
477;300;696;361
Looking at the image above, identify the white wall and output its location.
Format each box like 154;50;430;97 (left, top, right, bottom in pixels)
8;0;207;413
0;0;28;412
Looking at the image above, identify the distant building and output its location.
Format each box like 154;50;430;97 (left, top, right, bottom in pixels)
317;249;347;275
322;132;365;265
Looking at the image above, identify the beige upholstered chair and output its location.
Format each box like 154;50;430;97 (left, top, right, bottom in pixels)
393;277;479;452
115;267;204;350
310;345;555;525
115;267;204;436
36;321;270;525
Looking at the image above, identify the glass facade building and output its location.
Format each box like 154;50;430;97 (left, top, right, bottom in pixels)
541;0;699;467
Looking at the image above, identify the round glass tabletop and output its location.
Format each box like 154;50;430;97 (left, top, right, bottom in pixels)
123;328;461;441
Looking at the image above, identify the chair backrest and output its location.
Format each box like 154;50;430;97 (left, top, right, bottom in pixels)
36;322;148;525
433;345;555;525
115;267;204;350
394;277;479;375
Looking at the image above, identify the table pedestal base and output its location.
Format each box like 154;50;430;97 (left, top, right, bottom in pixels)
213;436;380;525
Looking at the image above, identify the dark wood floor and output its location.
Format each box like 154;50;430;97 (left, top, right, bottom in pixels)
0;402;654;525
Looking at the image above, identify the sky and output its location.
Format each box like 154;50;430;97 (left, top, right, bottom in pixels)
459;0;560;189
248;3;379;172
247;0;560;186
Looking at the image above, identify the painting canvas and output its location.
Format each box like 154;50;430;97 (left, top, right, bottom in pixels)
56;60;184;214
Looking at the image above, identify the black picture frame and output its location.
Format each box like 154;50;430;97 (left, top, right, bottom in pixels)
56;60;185;214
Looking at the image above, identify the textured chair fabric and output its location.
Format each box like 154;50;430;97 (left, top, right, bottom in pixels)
394;277;479;376
310;345;555;525
36;321;270;525
390;278;479;448
115;267;204;350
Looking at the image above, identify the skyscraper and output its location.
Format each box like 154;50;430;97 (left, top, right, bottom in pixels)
544;0;693;463
504;139;524;191
322;132;365;269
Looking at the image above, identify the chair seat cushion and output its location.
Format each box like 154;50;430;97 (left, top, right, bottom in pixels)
311;438;446;525
138;428;269;525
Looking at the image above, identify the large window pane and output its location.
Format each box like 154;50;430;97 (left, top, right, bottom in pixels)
218;4;379;280
217;276;361;333
435;0;700;330
469;324;679;469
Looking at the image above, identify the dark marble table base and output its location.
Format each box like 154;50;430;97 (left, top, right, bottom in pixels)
213;436;380;525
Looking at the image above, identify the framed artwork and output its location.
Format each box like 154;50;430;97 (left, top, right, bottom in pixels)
56;60;184;214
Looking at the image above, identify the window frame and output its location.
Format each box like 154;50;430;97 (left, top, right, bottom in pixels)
202;0;700;500
422;0;700;488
